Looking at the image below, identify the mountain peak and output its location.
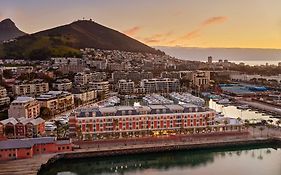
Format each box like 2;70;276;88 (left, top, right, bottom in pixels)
0;18;26;42
1;18;15;25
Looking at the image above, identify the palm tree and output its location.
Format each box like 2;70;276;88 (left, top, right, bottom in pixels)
54;120;62;138
276;120;281;133
224;119;228;132
244;120;250;131
259;127;264;137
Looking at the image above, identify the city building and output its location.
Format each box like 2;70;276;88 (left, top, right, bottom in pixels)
118;80;135;95
13;79;49;97
0;137;72;161
73;89;98;105
140;78;180;94
0;117;45;139
36;91;74;115
52;79;72;91
0;86;10;107
208;56;213;64
89;81;109;99
8;97;40;119
69;104;243;140
192;71;211;88
74;72;107;85
161;71;182;79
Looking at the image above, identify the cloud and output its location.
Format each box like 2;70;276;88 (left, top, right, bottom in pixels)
123;26;141;36
177;16;228;43
142;31;173;44
201;16;228;27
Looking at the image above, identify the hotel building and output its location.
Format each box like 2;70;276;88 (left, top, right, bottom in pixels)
69;104;242;141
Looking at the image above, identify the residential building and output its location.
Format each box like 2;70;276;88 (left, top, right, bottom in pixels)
192;71;211;88
73;89;97;104
208;56;213;64
118;80;135;95
36;91;74;115
13;79;49;97
89;81;109;99
8;97;40;119
0;137;72;160
140;78;180;94
74;72;107;85
0;86;10;106
52;79;72;91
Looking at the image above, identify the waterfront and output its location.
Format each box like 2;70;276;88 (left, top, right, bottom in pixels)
39;145;281;175
209;100;279;123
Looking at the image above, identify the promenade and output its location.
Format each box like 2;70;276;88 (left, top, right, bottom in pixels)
1;129;281;175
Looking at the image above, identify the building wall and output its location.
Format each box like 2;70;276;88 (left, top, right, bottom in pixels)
70;111;215;139
13;83;49;97
8;101;40;119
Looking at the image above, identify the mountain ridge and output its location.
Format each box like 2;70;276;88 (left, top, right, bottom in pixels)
0;20;162;59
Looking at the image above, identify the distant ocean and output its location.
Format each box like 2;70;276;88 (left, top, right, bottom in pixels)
231;60;280;66
156;46;281;66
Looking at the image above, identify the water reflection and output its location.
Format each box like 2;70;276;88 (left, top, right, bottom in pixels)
39;146;281;175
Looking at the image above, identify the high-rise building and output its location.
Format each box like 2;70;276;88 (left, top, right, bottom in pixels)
208;56;213;64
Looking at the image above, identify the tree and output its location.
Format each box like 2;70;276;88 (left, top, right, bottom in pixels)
40;107;52;120
259;127;264;137
54;120;62;138
224;119;228;132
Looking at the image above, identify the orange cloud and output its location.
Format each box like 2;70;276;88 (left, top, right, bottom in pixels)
142;31;173;44
176;16;228;43
201;16;228;27
123;26;141;36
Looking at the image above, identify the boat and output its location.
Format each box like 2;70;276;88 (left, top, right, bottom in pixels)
217;99;231;104
237;105;249;110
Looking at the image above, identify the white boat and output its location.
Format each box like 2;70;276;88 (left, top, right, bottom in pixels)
217;99;231;104
237;105;249;110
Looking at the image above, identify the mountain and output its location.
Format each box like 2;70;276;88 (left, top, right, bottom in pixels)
0;20;161;59
0;18;26;42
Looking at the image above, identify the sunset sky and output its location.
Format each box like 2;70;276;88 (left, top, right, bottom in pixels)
1;0;281;49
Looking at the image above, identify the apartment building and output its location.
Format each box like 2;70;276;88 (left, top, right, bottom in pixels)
140;78;180;94
36;91;74;115
0;86;10;106
74;72;107;85
73;89;98;104
13;79;49;97
118;80;135;95
52;79;72;91
8;97;40;119
192;71;211;88
89;81;109;99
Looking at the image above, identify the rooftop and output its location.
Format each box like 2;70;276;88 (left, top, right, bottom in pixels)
12;96;35;104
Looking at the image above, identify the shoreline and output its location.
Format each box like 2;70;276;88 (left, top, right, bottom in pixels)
38;136;281;175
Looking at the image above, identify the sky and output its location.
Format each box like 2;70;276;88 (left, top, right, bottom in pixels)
1;0;281;49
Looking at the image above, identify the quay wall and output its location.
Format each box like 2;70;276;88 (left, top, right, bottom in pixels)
39;137;281;174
